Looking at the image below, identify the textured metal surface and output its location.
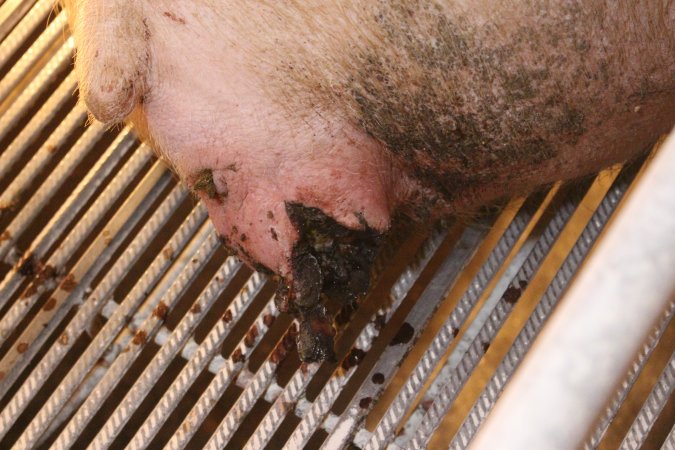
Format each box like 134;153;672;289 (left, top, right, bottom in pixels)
1;3;673;449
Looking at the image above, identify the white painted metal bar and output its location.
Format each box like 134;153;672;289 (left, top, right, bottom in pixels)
0;0;52;65
0;182;186;401
242;226;449;450
0;63;78;184
661;424;675;450
0;39;73;142
442;162;638;450
90;256;244;449
7;211;210;448
470;130;675;450
583;301;674;450
51;228;221;449
0;10;67;104
130;271;267;449
618;353;674;450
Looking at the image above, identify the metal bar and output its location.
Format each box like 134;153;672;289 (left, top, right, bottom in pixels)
4;195;208;447
583;302;674;450
370;188;583;450
243;227;448;450
443;163;639;450
0;10;67;105
661;423;675;450
0;0;50;59
90;256;244;449
618;353;674;450
0;181;187;397
51;228;221;449
0;64;78;184
167;294;279;450
0;39;73;141
470;130;675;450
0;119;104;306
130;271;267;449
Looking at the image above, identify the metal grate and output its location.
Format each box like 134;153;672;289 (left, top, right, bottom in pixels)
0;2;673;448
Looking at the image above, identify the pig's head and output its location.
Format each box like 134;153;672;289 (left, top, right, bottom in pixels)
63;1;420;361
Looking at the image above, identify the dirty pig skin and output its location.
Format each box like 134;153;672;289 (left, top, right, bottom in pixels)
61;0;674;361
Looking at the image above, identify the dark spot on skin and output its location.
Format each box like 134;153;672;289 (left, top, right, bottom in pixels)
153;301;169;320
191;303;202;314
359;397;373;409
270;228;278;241
133;330;147;345
267;211;274;219
390;322;415;346
59;333;69;345
163;11;186;24
263;314;276;327
17;342;29;353
372;372;385;384
60;273;78;293
341;348;367;371
240;234;247;242
244;325;259;348
225;163;238;172
502;286;522;305
43;297;57;311
218;235;236;256
142;18;151;40
231;347;245;363
232;225;238;234
222;309;233;322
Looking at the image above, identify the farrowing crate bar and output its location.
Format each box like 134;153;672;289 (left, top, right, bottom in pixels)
0;2;673;449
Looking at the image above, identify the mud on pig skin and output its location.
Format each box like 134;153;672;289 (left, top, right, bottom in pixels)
61;1;674;360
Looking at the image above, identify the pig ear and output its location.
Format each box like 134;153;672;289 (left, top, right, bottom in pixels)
68;1;150;124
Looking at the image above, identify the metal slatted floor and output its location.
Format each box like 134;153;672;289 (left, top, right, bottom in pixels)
0;1;673;449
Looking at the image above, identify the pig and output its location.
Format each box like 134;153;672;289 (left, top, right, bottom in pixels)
61;0;675;361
